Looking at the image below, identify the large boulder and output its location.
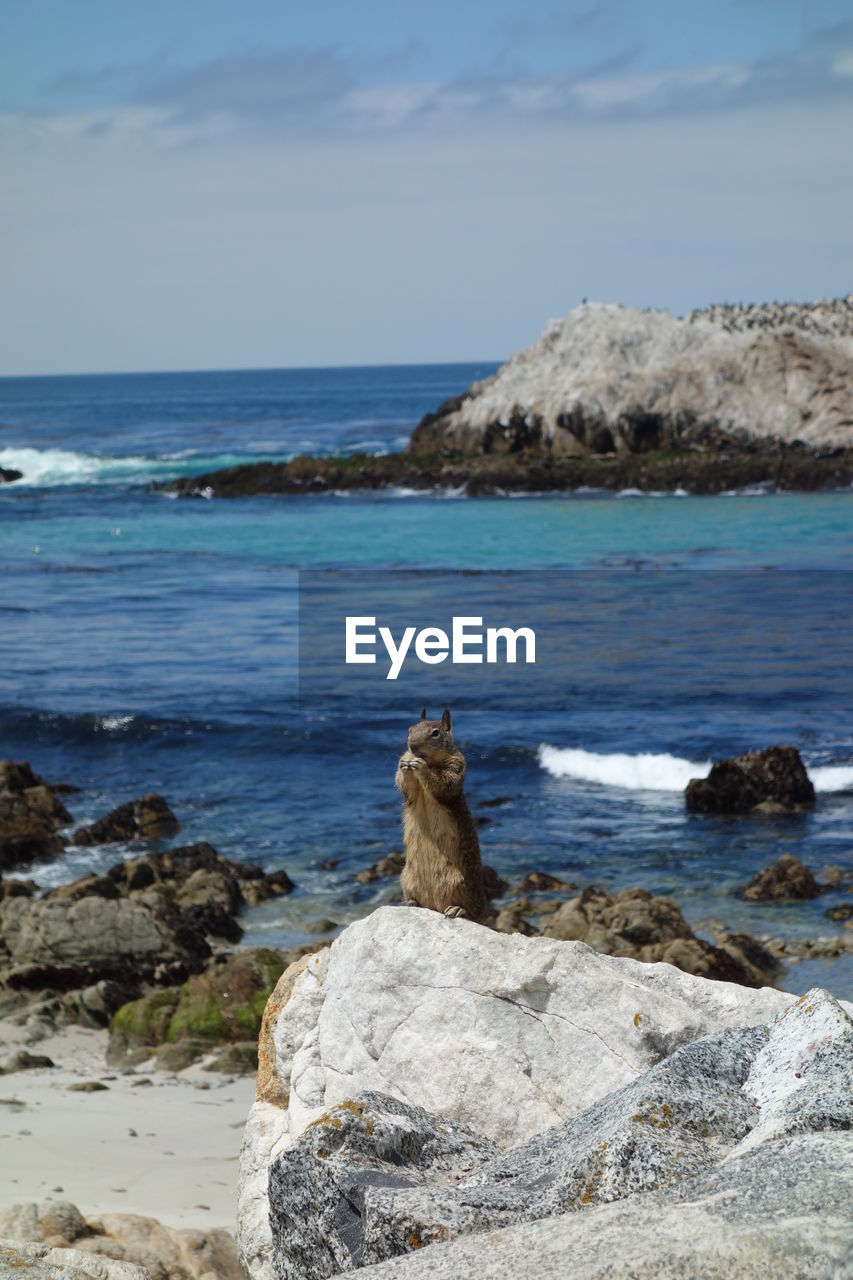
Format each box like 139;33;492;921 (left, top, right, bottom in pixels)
265;989;853;1278
685;745;815;815
237;906;833;1280
540;885;780;986
72;794;179;847
0;761;71;870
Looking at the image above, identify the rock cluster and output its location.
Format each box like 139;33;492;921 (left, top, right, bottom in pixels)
0;842;294;1006
0;841;298;1052
0;1200;242;1280
409;299;853;457
538;885;780;987
238;909;853;1280
685;745;815;814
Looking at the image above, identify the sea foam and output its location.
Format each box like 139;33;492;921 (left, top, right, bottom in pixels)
538;745;853;794
538;744;709;791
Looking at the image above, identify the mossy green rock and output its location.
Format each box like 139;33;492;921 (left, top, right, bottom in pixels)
107;947;285;1067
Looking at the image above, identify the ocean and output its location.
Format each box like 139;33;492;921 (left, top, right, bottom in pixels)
1;365;852;997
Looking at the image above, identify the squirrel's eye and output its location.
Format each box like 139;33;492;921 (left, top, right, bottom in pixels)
431;728;439;737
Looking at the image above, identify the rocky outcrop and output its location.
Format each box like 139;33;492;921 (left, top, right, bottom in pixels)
0;843;296;1027
162;443;853;498
72;794;179;847
265;989;853;1279
0;466;23;483
739;853;824;901
0;1200;242;1280
539;885;780;986
106;948;289;1070
0;761;71;870
237;906;836;1280
409;298;853;457
685;745;815;814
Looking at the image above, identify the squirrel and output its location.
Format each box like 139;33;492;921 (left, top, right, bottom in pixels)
395;707;486;922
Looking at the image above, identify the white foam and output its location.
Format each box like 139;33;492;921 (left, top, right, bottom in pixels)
539;745;853;796
97;714;135;732
810;765;853;793
538;744;711;792
0;445;280;488
0;446;156;487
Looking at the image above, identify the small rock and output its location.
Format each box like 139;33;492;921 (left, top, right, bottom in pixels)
1;1050;55;1073
740;854;823;902
67;1081;109;1092
72;792;179;846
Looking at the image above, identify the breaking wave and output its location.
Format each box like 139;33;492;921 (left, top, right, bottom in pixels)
538;745;709;791
0;446;281;488
538;745;853;794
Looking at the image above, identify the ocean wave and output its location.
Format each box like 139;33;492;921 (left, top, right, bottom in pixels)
810;765;853;793
538;744;709;791
0;445;286;488
539;745;853;795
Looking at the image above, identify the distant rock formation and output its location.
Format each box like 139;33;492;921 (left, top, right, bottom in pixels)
410;297;853;457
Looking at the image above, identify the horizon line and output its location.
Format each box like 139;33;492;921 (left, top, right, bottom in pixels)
0;356;503;383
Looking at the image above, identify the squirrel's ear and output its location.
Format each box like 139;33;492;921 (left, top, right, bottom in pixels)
441;708;452;731
420;707;427;721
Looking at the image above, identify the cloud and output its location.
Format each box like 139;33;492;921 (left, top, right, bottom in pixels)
6;34;853;154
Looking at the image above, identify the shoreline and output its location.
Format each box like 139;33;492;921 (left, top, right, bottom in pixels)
160;443;853;499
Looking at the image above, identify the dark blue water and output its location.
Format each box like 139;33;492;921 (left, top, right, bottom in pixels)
1;367;851;997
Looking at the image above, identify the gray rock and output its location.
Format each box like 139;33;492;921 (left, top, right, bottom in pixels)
0;1241;151;1280
268;1093;496;1279
351;1132;853;1279
267;989;853;1280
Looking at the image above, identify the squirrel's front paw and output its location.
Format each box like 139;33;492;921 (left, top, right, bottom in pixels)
399;752;424;772
443;905;470;920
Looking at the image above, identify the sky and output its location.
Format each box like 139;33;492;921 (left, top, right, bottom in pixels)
1;1;852;374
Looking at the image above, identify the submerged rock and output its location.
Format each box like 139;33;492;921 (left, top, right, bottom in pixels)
739;853;824;901
685;745;815;814
72;794;179;847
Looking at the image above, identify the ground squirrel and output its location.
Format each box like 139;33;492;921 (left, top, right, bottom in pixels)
395;708;486;922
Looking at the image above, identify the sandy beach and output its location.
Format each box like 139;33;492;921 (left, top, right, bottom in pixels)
0;1019;254;1231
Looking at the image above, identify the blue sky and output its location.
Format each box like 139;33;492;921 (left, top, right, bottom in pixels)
1;1;852;373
